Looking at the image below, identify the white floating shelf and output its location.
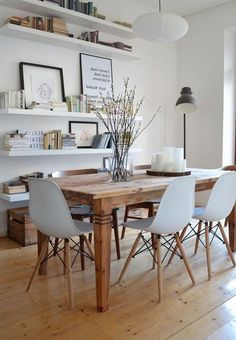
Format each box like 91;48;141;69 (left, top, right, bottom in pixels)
0;192;29;202
0;24;140;61
0;0;134;39
0;148;114;157
0;109;143;121
0;148;141;157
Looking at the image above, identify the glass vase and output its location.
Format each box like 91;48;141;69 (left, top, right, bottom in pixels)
110;145;133;182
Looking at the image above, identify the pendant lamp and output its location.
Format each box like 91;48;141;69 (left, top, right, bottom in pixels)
133;0;189;42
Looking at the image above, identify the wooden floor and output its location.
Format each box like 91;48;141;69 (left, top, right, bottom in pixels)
1;226;236;340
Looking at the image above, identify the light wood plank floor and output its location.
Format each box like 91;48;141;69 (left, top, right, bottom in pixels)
1;227;236;340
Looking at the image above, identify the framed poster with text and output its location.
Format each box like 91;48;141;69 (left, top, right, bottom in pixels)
80;53;113;107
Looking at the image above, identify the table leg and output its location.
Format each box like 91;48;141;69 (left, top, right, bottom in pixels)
228;205;236;252
93;199;112;312
38;230;48;275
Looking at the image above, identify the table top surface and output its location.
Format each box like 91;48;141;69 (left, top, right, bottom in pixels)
53;168;225;200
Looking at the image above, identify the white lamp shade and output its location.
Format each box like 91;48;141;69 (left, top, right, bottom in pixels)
175;102;197;114
133;12;189;42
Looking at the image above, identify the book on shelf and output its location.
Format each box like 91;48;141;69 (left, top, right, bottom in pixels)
0;90;25;109
91;133;111;149
66;95;87;112
61;133;77;149
3;181;26;194
43;130;62;150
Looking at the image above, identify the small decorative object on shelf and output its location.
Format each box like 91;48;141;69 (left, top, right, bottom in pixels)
3;181;26;194
90;79;160;182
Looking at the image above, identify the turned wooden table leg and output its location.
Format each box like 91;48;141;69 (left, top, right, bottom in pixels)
38;230;49;275
93;199;112;312
228;205;236;252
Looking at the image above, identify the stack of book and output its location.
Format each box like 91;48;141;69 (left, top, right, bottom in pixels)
3;130;44;150
4;132;30;150
3;181;26;194
51;18;69;36
113;42;132;52
61;133;77;149
91;133;111;149
0;90;25;109
66;94;87;112
43;130;62;150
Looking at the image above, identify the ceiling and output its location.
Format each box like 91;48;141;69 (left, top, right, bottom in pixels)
136;0;233;16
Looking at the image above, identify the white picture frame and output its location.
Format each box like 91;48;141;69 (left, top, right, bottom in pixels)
80;53;113;107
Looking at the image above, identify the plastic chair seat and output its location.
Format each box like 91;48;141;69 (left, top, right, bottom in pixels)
193;207;205;219
73;220;93;234
123;217;155;231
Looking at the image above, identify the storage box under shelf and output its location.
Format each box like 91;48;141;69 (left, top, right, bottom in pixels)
7;207;37;246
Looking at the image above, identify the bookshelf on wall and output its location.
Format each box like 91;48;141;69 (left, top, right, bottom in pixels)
0;0;142;158
0;0;135;39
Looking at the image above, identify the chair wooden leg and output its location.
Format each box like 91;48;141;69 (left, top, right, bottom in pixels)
80;235;85;271
65;238;74;309
63;239;66;274
218;222;236;266
167;226;188;265
121;206;129;239
205;223;211;280
26;238;49;292
54;237;59;256
89;216;93;243
152;234;157;269
148;204;155;217
88;233;93;243
175;233;195;285
157;235;162;302
112;210;121;259
84;236;95;261
194;221;202;255
118;232;142;283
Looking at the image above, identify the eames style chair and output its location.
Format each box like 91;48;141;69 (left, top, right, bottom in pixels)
121;164;161;239
191;172;236;280
26;178;95;309
50;168;121;260
118;176;196;302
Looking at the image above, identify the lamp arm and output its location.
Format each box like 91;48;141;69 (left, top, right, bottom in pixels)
158;0;161;12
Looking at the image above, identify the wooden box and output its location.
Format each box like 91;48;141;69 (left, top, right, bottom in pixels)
7;207;37;246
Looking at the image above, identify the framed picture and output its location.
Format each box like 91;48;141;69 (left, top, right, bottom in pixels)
69;121;98;148
19;62;65;108
80;53;113;107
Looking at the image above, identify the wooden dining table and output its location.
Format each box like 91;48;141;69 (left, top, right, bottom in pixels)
37;168;236;312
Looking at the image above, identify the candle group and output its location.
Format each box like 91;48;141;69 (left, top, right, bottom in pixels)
151;147;186;172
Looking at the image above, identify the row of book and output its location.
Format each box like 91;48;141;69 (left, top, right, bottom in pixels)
66;95;88;112
3;130;76;150
43;130;77;149
91;133;113;149
7;16;69;36
0;91;25;109
42;0;105;19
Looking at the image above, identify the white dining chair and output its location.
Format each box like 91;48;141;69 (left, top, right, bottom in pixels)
192;172;236;280
26;178;95;309
118;176;196;302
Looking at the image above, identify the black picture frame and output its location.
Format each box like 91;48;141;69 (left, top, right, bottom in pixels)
80;53;113;107
19;62;65;108
69;121;98;148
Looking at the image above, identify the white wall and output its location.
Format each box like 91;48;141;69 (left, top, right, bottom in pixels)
178;0;236;169
0;0;178;235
